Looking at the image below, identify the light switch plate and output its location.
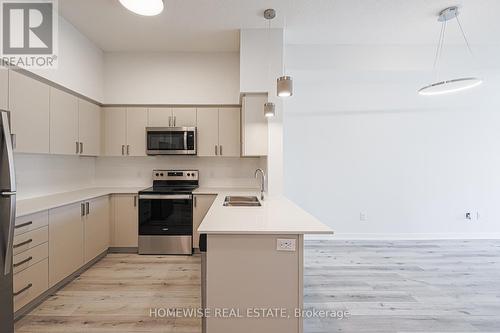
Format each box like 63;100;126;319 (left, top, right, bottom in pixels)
277;238;296;252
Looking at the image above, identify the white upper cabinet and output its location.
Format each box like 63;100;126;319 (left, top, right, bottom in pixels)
172;108;196;127
197;108;240;157
0;65;8;110
218;108;240;157
9;71;50;154
148;107;171;127
104;107;147;156
103;107;127;156
78;99;101;156
197;108;219;157
50;88;79;155
126;108;148;156
148;108;196;127
241;94;268;156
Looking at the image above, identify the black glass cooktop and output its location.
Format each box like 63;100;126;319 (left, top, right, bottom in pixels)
139;185;198;195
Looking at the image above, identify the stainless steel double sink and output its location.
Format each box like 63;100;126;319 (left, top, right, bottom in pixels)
223;196;261;207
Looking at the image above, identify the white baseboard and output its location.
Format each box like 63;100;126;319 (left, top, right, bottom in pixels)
305;233;500;240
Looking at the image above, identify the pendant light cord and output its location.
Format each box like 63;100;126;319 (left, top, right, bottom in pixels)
433;20;447;70
456;15;474;57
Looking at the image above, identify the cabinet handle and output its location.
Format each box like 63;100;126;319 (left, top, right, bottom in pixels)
14;283;33;296
220;145;223;156
194;196;197;207
11;134;16;150
215;145;218;156
81;203;85;216
174;116;176;127
76;141;79;154
15;221;33;229
121;145;125;156
13;239;32;249
127;145;130;156
134;195;137;207
13;256;32;268
80;142;83;154
86;202;90;215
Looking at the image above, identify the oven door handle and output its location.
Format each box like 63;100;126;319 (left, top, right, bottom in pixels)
139;194;192;200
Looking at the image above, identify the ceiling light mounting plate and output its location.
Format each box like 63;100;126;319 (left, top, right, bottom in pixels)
438;6;459;22
264;8;276;20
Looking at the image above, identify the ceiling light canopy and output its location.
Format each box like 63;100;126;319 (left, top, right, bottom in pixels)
119;0;164;16
419;6;482;96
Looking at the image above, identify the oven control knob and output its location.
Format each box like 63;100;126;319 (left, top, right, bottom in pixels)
187;173;191;176
155;173;159;177
160;173;164;177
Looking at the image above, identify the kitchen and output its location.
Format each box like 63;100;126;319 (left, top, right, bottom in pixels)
3;1;500;333
0;1;332;332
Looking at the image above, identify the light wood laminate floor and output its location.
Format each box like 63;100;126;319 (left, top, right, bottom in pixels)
15;240;500;333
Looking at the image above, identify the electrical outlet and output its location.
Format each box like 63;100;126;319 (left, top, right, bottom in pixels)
360;212;368;221
277;239;296;252
465;212;472;220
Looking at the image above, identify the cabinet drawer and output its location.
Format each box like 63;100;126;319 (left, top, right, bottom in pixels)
13;258;49;312
13;226;48;256
15;211;49;236
13;242;49;275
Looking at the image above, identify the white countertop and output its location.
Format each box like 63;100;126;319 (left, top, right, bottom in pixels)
197;189;334;235
16;187;142;217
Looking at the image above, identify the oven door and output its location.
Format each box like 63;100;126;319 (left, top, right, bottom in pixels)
139;194;193;236
146;127;196;155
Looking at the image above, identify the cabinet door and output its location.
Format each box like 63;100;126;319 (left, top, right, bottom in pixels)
148;108;172;127
78;99;101;156
172;108;196;127
9;71;50;153
218;108;241;157
197;108;219;157
84;196;110;263
111;194;138;247
103;107;127;156
126;108;148;156
0;65;8;110
48;202;84;287
50;88;79;155
193;194;216;249
242;94;268;156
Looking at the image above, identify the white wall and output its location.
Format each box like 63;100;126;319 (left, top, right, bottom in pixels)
30;16;104;102
285;44;500;239
14;154;96;200
95;157;262;189
103;52;240;104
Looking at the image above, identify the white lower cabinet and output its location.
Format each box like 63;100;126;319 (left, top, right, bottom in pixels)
13;259;49;312
193;194;216;249
48;202;85;287
111;194;138;247
84;196;110;263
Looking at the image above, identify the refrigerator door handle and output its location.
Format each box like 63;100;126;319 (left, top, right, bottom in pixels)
1;111;17;276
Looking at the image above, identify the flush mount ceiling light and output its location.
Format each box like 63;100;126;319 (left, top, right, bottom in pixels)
119;0;164;16
264;102;276;117
418;6;482;96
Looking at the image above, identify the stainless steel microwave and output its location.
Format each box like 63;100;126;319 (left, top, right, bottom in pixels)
146;127;197;155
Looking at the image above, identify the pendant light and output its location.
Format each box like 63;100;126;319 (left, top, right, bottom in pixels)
419;6;482;96
119;0;164;16
263;9;276;117
264;102;276;117
277;7;293;97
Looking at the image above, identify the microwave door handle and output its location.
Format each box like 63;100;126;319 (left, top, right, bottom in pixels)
184;131;188;150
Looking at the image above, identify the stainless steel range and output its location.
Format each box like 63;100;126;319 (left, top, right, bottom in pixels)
138;170;199;255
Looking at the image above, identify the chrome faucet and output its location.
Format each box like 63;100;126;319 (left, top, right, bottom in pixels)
255;168;266;201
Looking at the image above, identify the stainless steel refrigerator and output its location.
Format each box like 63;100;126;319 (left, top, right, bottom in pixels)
1;109;16;333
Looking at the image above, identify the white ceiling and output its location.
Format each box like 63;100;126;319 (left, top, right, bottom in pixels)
59;0;500;53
